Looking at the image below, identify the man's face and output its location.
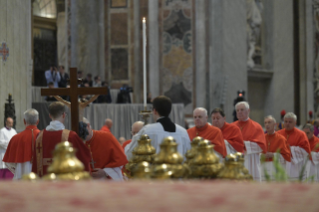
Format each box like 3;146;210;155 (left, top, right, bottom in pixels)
59;66;64;73
6;118;13;128
193;109;207;128
211;113;225;129
284;118;296;131
303;128;313;140
264;118;275;133
236;104;250;121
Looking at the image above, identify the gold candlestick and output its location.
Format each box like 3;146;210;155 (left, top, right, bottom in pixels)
139;106;152;125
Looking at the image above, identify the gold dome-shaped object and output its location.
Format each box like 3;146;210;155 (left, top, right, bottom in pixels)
218;154;245;180
185;136;203;164
151;164;173;180
152;137;189;179
234;152;253;180
43;141;91;180
153;136;184;164
189;139;223;178
21;172;39;182
125;134;156;178
132;161;151;179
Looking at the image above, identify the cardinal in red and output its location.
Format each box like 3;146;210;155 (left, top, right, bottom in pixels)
31;102;90;177
122;121;144;150
80;118;128;180
3;109;41;179
211;108;244;154
187;108;226;158
277;112;311;181
100;118;112;133
234;101;266;182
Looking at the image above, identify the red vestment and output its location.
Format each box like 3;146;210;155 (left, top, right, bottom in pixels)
85;130;128;171
3;125;40;163
220;122;244;152
277;128;311;154
100;126;111;133
122;139;131;150
264;132;291;162
234;119;267;153
31;129;91;177
187;123;226;157
308;136;319;152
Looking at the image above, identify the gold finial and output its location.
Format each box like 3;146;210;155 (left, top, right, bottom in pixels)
21;172;39;182
234;152;253;180
43;141;90;180
132;161;151;179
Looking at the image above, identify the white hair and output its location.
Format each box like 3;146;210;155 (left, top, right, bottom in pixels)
264;115;276;123
284;112;297;121
82;117;90;124
235;101;250;110
24;109;39;125
194;107;208;116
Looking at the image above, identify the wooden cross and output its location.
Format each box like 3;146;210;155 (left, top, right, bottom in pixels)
41;68;108;134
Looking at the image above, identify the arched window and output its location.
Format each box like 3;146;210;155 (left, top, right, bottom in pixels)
33;0;57;19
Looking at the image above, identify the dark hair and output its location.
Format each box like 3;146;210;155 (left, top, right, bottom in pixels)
49;102;65;119
60;65;65;69
94;76;100;81
48;82;54;86
78;122;89;140
87;73;92;78
77;70;82;74
211;108;225;117
152;96;172;117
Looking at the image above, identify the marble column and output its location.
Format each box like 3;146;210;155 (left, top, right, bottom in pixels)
148;0;160;98
133;0;141;103
70;0;105;79
208;0;247;122
195;0;207;108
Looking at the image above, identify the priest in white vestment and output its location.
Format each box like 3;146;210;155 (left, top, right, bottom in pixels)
125;96;191;160
0;117;17;179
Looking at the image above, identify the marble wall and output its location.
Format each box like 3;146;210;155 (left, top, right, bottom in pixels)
0;0;32;131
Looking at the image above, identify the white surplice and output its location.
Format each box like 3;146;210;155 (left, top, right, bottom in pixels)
286;146;309;181
125;123;191;161
244;141;263;182
224;140;237;155
5;162;32;180
261;153;289;181
306;152;319;182
0;127;17;169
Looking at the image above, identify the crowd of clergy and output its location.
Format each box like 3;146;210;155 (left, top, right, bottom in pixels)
0;95;318;182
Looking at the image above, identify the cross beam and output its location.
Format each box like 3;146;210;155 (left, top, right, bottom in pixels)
41;68;108;134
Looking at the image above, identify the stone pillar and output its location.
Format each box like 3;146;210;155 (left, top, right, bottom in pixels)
148;0;160;97
133;0;141;103
195;0;206;108
70;0;105;79
208;0;247;122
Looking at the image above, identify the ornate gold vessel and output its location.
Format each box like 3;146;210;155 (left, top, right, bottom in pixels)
21;172;39;182
43;141;91;181
152;136;189;179
151;164;173;180
217;154;245;180
189;139;223;178
234;152;253;180
132;161;152;179
185;136;203;164
125;134;156;178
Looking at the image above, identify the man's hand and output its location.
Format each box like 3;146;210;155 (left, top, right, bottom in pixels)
91;168;107;179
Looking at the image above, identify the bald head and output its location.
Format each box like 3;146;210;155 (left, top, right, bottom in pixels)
132;121;144;136
118;137;126;145
5;117;14;129
193;107;208;128
104;118;113;129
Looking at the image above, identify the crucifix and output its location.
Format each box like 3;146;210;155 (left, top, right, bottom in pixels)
41;68;108;134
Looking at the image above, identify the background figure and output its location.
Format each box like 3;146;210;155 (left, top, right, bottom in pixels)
45;65;61;88
118;137;126;145
95;81;112;103
45;82;58;102
83;73;93;87
100;118;113;133
58;65;69;88
0;117;17;179
116;84;133;104
93;76;102;87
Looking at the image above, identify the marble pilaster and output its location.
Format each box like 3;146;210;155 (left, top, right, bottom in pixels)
133;0;141;103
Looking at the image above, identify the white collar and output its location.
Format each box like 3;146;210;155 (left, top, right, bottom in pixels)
46;120;65;131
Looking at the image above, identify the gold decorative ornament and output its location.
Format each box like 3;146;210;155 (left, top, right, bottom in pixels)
185;136;203;164
189;139;223;178
234;152;253;180
21;172;39;182
151;164;173;180
132;161;151;179
125;134;156;178
218;154;245;180
152;136;189;179
43;141;91;180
